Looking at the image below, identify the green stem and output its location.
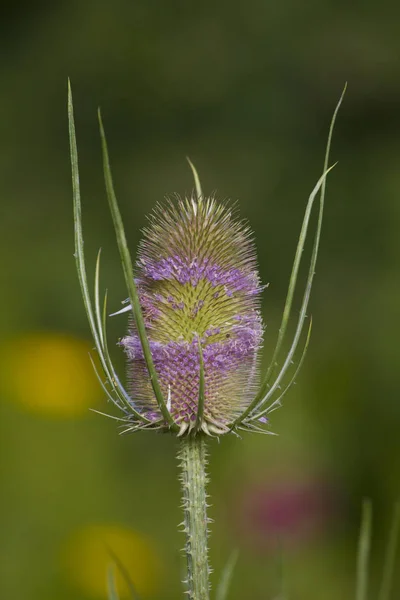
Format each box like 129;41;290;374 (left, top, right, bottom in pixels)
179;434;210;600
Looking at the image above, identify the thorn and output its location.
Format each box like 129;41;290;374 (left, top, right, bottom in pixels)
109;304;132;317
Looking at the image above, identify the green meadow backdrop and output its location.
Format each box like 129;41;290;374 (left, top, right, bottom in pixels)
1;1;400;598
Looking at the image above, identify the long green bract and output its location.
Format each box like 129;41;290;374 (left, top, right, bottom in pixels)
233;164;334;426
252;317;312;420
68;80;103;367
98;110;178;431
68;81;148;423
233;85;346;427
246;164;335;414
95;252;149;421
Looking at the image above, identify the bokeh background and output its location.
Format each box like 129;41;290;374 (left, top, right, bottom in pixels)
1;1;399;598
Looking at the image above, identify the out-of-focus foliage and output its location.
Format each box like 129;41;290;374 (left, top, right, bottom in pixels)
1;1;400;598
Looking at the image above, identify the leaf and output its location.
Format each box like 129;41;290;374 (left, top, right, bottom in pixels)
356;498;372;600
215;549;239;600
107;548;141;600
107;565;121;600
378;502;400;600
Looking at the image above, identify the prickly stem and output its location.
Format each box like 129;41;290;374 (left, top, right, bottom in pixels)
178;434;210;600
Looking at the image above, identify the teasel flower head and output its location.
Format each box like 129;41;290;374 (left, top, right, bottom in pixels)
118;196;264;435
68;82;345;438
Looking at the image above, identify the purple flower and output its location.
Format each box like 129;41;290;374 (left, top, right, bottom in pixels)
120;197;264;435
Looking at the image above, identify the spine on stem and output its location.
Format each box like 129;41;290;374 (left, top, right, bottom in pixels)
179;434;210;600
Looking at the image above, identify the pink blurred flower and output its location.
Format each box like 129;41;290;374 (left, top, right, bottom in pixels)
237;473;340;551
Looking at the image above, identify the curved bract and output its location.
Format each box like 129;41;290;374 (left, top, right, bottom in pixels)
68;80;345;437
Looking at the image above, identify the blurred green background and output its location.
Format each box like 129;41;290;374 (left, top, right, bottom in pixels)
1;1;399;598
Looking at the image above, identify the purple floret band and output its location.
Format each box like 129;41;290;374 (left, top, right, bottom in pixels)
140;255;262;295
121;323;262;376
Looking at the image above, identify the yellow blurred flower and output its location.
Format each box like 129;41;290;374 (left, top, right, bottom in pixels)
62;524;162;598
0;332;100;416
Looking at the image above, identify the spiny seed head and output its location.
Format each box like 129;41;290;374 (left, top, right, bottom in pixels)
121;195;264;435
